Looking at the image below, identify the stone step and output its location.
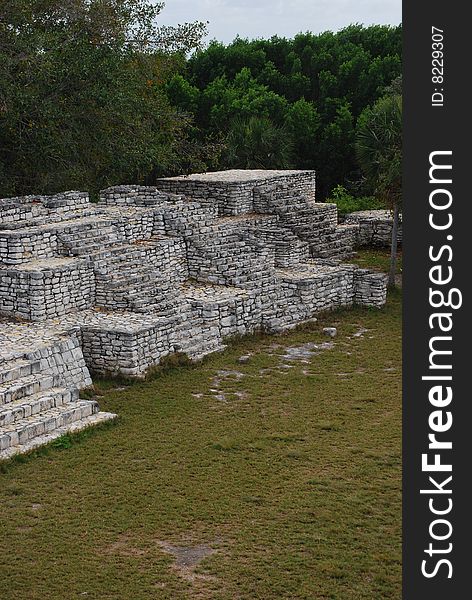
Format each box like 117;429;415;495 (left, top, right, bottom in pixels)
122;276;168;292
176;329;225;361
128;286;178;309
0;358;41;384
0;373;57;405
95;279;165;308
83;243;137;264
309;225;357;259
321;224;358;240
95;265;157;286
95;279;155;295
95;296;163;313
58;223;121;256
0;410;117;461
131;300;173;313
59;217;117;233
86;239;167;270
0;400;100;453
62;235;116;250
60;226;117;240
63;240;117;257
96;249;155;265
0;387;79;426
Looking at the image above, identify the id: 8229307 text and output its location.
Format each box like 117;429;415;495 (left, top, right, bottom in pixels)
431;26;445;107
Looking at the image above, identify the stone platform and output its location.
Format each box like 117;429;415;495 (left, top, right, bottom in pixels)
0;170;387;458
343;209;403;247
0;321;116;459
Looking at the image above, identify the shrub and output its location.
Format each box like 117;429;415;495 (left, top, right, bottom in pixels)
327;185;384;216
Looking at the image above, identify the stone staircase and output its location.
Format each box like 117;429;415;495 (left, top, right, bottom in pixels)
250;225;310;268
253;187;358;259
173;316;225;361
94;253;155;308
57;219;121;257
0;326;116;461
277;202;357;259
94;246;174;313
0;357;112;460
57;221;182;314
187;228;274;288
308;224;358;259
96;267;177;313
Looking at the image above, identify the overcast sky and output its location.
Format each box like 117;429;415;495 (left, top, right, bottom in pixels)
160;0;402;45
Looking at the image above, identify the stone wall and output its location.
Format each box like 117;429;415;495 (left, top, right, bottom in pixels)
354;269;390;307
154;169;317;216
0;258;95;321
0;322;116;459
343;210;403;247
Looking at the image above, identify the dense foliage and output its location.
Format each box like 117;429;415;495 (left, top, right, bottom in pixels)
167;25;402;198
326;185;383;217
1;4;401;201
0;0;208;196
355;92;402;286
356;93;402;209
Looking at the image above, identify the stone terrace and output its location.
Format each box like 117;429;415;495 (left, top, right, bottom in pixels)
0;170;387;459
343;209;403;247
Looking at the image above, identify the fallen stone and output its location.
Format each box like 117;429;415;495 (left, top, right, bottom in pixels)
323;327;337;337
237;354;251;364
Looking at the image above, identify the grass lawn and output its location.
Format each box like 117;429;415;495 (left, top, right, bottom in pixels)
0;250;402;600
349;248;402;275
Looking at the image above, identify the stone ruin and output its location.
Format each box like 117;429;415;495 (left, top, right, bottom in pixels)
0;169;387;459
343;209;403;247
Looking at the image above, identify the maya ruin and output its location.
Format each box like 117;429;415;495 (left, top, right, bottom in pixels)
0;169;389;460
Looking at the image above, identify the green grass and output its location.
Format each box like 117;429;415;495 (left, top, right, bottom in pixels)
350;248;402;276
326;185;384;217
0;252;401;600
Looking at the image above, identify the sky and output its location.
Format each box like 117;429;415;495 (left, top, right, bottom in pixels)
159;0;402;45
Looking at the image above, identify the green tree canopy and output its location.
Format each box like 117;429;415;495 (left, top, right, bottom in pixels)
356;93;402;287
0;0;208;196
355;94;402;208
224;115;293;170
168;25;402;198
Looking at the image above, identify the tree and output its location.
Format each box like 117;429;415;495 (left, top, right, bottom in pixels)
224;116;293;170
355;94;402;288
317;101;355;197
0;1;208;196
202;68;288;131
284;99;320;169
183;25;402;198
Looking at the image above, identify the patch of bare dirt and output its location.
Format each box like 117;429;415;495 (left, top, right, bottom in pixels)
155;539;220;584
